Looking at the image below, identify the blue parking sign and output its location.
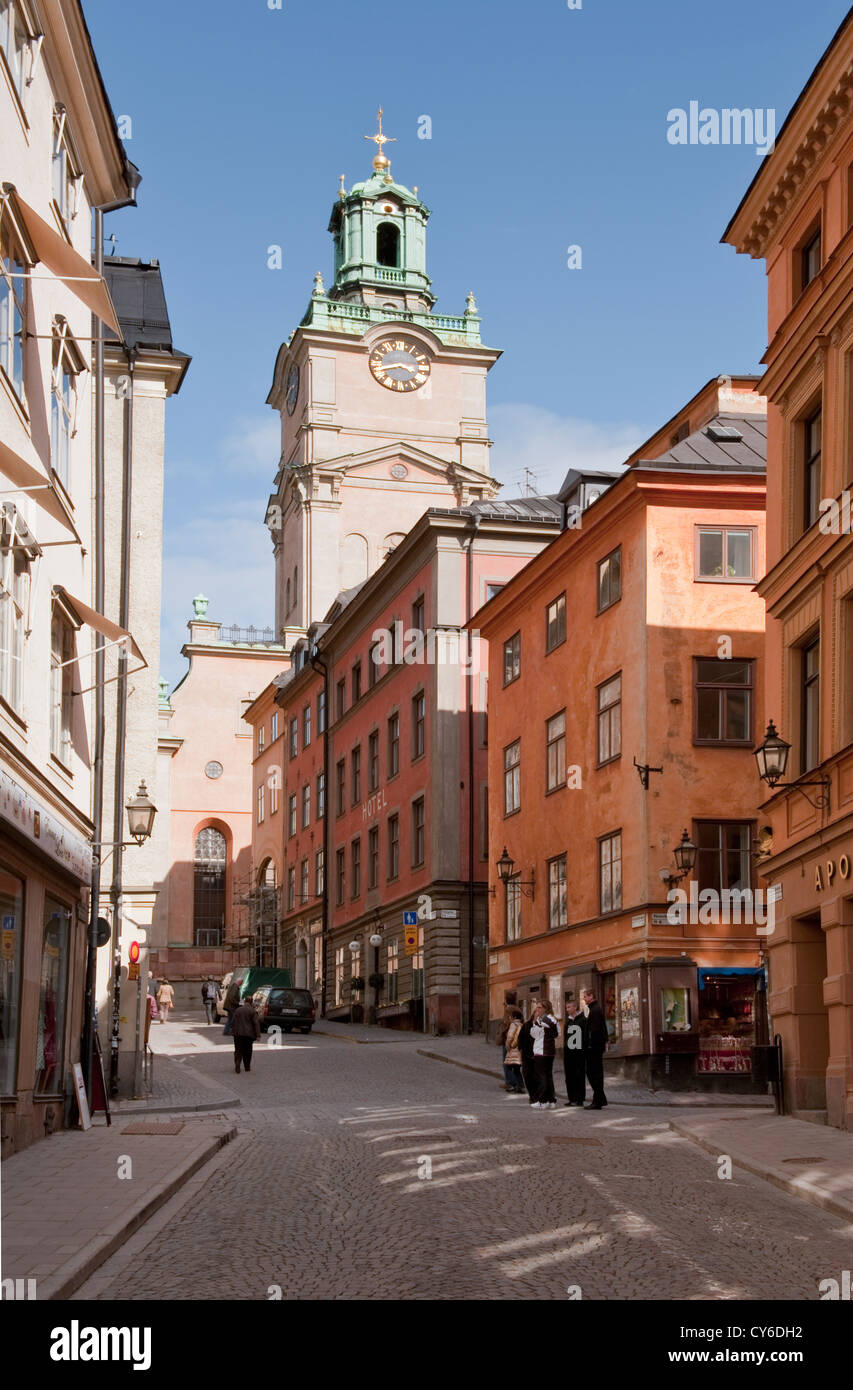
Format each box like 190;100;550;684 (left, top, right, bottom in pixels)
403;910;417;925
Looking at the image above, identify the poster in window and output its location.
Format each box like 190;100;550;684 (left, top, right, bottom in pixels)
620;985;640;1037
661;986;690;1032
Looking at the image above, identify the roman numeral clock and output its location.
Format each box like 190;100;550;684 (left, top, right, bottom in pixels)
368;337;431;392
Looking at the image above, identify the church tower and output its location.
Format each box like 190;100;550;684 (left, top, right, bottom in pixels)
266;111;501;645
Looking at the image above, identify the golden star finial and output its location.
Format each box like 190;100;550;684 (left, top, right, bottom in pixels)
364;107;396;170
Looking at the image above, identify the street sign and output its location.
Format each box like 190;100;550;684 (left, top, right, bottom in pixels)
404;927;418;955
403;910;417;925
128;961;140;980
1;931;14;960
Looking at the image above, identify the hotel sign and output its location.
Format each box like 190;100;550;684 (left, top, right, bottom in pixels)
361;789;388;822
0;769;92;884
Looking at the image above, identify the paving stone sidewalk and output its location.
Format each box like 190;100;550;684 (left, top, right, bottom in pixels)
112;1051;241;1116
1;1114;236;1299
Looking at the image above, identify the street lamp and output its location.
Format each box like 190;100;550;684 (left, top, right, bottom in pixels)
753;720;830;810
368;928;382;1025
125;780;157;845
495;847;535;898
659;829;696;891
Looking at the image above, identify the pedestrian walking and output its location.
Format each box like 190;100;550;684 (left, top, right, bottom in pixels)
201;976;218;1025
231;994;261;1073
520;1000;560;1108
582;987;608;1109
222;976;241;1036
502;1008;526;1095
156;977;174;1024
563;997;587;1106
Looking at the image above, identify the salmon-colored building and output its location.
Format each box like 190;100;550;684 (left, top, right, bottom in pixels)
150;598;284;999
723;12;853;1127
478;378;772;1091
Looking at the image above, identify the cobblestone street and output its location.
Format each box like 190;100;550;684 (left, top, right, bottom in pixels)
74;1021;853;1302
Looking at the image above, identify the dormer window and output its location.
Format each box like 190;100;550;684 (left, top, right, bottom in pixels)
376;222;399;267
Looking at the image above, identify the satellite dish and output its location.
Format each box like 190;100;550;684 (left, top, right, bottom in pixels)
95;917;111;948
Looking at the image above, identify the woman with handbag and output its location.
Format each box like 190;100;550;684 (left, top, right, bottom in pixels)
502;1008;526;1095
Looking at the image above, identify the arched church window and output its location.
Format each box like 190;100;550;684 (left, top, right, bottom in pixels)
377;222;400;268
194;827;227;947
340;533;368;589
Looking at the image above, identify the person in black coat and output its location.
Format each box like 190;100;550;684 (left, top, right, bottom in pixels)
581;988;608;1109
519;1000;560;1107
562;998;587;1106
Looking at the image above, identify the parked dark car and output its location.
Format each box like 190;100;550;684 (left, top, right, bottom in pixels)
252;986;315;1033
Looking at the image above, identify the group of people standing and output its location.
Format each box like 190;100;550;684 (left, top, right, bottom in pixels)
497;990;609;1110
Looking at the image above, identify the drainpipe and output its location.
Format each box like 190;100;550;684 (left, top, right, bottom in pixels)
466;514;481;1033
310;647;329;1017
82;174;140;1097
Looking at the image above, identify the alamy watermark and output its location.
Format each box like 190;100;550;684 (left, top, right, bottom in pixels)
666;881;780;936
370;622;482;673
667;103;775;157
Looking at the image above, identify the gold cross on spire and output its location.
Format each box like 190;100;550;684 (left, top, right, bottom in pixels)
364;107;396;170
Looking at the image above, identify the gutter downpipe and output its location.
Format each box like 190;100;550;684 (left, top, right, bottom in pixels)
81;177;139;1100
466;514;481;1033
310;648;329;1018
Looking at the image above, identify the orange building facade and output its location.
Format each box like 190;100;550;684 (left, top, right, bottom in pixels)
724;13;853;1127
479;379;772;1090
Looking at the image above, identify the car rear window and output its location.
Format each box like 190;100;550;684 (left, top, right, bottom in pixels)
268;989;312;1008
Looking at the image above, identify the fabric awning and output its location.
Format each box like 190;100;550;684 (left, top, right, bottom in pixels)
698;967;766;989
0;434;80;541
3;187;121;335
55;586;145;666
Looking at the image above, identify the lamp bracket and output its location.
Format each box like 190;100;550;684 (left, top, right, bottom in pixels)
634;757;663;790
765;775;831;812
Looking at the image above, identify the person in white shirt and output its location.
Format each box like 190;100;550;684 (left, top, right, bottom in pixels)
520;1000;561;1108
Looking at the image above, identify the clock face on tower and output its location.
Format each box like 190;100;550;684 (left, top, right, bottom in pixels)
286;364;300;415
368;338;431;392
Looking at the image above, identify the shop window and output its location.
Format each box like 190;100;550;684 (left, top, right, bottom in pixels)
801;636;820;772
698;972;763;1074
504;738;520;814
619;981;641;1040
661;986;691;1034
545;592;566;652
34;899;71;1094
803;408;822;532
0;867;24;1097
334;946;345;1006
694;658;753;745
694;821;751;894
503;632;521;685
193;828;226;946
546;711;566;791
506;876;522;941
387;939;400;1001
597;672;622;765
0;215;28;402
548;855;567;929
50;611;74;766
599;831;622;913
597;548;622;613
600;971;618;1041
695;526;754;580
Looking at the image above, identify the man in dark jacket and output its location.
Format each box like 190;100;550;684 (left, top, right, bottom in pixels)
222;977;241;1036
201;976;217;1025
231;995;261;1074
582;988;608;1109
563;998;587;1106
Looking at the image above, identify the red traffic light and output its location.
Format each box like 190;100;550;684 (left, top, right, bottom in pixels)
128;940;140;964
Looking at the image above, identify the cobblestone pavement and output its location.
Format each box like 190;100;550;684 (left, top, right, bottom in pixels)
77;1023;853;1302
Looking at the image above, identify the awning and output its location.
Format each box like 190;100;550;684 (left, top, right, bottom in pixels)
0;434;80;541
1;185;121;335
55;586;146;666
698;967;766;990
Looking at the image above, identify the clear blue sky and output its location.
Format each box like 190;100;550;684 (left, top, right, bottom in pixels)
82;0;850;687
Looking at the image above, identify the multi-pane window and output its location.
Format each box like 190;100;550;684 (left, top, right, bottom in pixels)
695;822;751;894
503;632;521;685
257;784;265;824
287;866;295;912
694;659;753;744
287;793;296;837
368;730;379;792
52;107;81;227
258;725;266;753
504;739;520;814
193;828;226;947
289;717;298;758
804;409;822;532
801;227;821;291
270;778;278;816
0;539;27;712
546;711;566;791
368;825;379;888
352;661;362;704
388;712;400;777
336;678;346;720
387;939;399;1003
351;745;362;804
388;813;400;879
597;673;622;764
412;690;425;759
548;855;568;929
696;527;754;581
300;858;309;903
597;547;622;612
315;848;325;897
351;837;361;897
302;703;311;746
316;771;325;819
0;1;29;98
50;329;79;492
506;877;522;941
50;613;73;765
802;637;820;772
335;848;346;906
301;783;310;828
271;711;279;742
317;689;326;733
412;594;425;633
369;641;380;687
336;759;346;816
0;225;26;400
599;831;622;913
334;946;345;1006
545;593;566;652
412;796;425;867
